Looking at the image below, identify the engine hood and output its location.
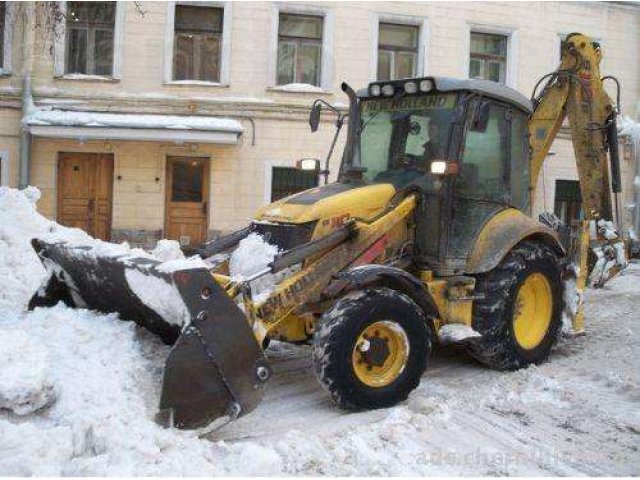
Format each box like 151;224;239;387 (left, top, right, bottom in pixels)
255;182;396;224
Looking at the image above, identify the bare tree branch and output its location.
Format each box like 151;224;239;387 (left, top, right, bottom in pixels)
133;1;147;18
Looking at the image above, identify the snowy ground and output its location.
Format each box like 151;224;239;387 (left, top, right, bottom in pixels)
1;187;639;475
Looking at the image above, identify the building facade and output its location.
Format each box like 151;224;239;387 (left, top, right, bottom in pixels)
0;1;638;249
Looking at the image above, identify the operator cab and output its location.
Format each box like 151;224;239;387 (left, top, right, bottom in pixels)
350;77;533;211
344;76;534;273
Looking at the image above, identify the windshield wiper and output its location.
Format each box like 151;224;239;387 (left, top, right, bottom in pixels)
360;91;408;133
360;111;381;133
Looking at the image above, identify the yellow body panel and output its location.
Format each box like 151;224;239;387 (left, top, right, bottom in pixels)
425;277;475;329
466;209;559;274
249;195;417;344
255;183;396;227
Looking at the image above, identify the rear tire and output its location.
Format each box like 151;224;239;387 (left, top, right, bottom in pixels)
313;288;431;410
467;241;563;370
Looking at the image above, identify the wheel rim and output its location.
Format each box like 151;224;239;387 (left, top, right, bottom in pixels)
512;272;553;350
352;321;409;388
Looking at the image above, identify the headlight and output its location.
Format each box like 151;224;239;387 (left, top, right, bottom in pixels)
369;84;381;96
381;84;394;97
404;82;417;94
297;158;320;171
419;79;433;92
430;161;447;175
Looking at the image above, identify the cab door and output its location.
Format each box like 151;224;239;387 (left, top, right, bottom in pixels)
447;99;519;272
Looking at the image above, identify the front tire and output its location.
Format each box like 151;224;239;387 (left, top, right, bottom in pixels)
313;288;431;410
467;241;563;370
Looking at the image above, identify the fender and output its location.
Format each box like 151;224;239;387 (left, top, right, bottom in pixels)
324;263;439;321
465;209;565;274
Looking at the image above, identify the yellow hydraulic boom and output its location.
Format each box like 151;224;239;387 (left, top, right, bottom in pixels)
529;32;626;329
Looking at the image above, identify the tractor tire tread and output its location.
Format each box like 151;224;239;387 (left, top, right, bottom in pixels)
467;240;564;370
313;288;431;410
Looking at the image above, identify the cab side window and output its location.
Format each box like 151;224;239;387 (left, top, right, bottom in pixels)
457;102;510;203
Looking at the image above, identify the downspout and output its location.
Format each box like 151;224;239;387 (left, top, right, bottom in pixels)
19;74;34;188
19;2;36;189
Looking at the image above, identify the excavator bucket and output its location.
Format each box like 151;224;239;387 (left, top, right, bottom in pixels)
28;239;271;430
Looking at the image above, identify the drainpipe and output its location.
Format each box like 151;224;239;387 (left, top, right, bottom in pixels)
19;74;33;189
18;2;36;189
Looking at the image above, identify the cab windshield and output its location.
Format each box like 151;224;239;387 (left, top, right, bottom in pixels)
358;93;457;189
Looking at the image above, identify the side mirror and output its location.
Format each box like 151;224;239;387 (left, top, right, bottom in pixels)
309;103;322;132
471;101;491;132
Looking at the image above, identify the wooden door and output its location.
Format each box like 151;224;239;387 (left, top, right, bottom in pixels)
165;157;210;248
57;153;114;241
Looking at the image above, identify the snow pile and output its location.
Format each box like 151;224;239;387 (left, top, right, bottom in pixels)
124;270;191;326
562;270;581;334
0;187;92;309
0;306;284;476
0;330;56;415
228;233;285;304
0;188;286;474
0;187;207;325
229;233;279;279
437;324;481;344
150;239;184;262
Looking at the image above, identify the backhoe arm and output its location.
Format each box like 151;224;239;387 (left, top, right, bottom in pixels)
528;33;627;331
529;33;618;221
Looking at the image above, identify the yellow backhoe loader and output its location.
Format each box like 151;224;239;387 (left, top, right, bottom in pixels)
29;33;626;430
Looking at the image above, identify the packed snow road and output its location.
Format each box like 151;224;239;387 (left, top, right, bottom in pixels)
0;187;639;475
217;265;640;475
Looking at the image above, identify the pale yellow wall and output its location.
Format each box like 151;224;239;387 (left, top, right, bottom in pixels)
22;2;639;109
30;113;343;234
0;108;21;186
531;135;579;217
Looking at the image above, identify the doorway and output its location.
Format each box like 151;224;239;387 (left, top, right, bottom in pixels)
57;152;114;240
165;156;210;248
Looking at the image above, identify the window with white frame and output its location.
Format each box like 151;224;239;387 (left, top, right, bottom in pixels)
469;32;507;84
277;13;323;86
377;22;419;81
173;5;224;82
65;2;116;75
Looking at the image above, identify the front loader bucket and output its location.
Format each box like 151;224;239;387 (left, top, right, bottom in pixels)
29;239;271;429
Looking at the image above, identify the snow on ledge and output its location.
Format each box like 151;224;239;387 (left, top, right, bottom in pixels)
24;109;244;134
270;83;325;93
